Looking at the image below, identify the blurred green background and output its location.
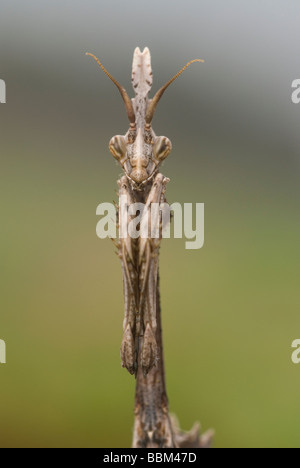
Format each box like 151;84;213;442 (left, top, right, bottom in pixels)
0;0;300;448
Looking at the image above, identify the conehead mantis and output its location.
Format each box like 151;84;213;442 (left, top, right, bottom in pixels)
87;47;203;376
87;48;212;448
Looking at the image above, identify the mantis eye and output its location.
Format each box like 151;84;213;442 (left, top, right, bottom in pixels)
109;135;127;162
153;136;172;163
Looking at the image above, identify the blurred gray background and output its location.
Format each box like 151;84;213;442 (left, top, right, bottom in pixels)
0;0;300;448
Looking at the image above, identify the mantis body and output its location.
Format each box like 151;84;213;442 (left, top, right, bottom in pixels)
87;48;211;448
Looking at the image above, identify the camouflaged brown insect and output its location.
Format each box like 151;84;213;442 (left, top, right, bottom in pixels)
87;47;213;448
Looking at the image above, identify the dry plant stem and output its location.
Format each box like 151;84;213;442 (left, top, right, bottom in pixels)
133;277;175;448
133;278;213;449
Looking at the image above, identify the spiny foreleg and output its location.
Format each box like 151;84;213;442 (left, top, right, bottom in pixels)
118;176;139;375
139;173;169;375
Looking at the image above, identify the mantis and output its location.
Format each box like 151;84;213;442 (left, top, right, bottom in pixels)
87;47;212;448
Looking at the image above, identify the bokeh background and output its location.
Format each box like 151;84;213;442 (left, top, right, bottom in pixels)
0;0;300;448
